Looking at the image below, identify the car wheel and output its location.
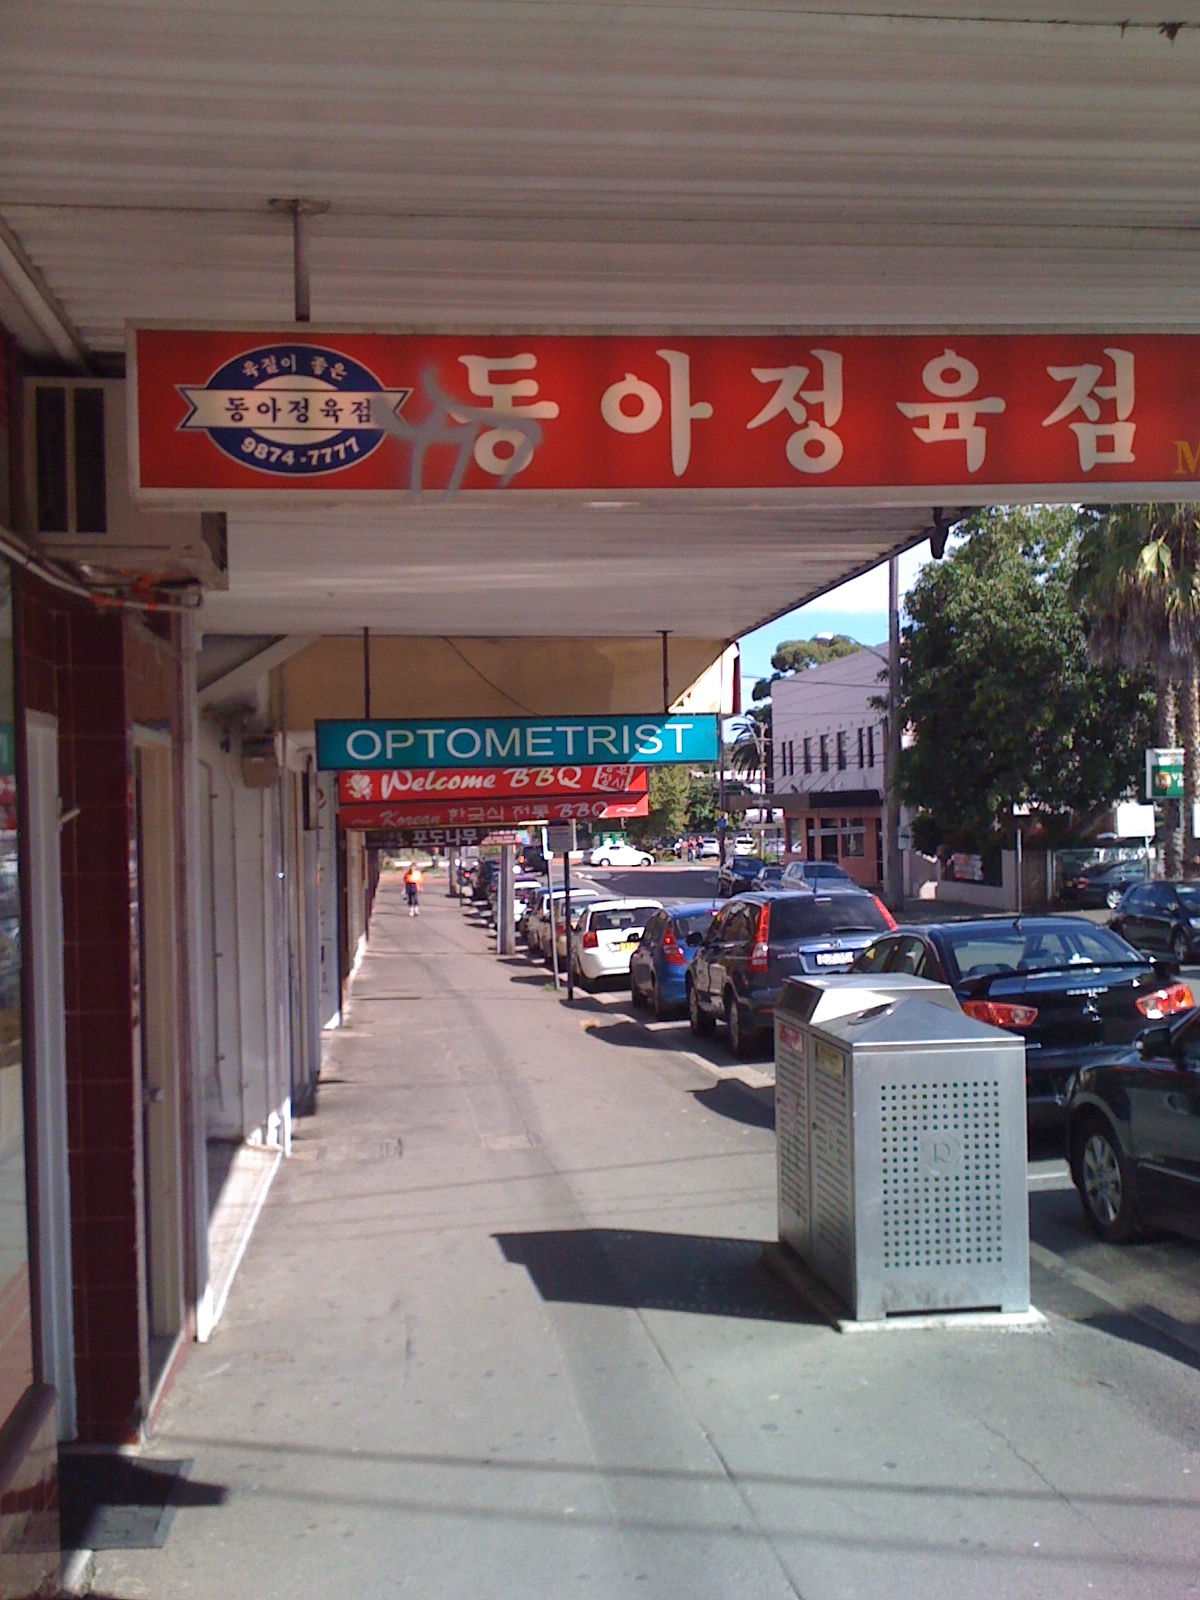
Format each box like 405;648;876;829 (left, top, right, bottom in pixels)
595;856;610;867
1074;1115;1142;1244
1106;887;1124;909
1172;928;1190;965
726;991;754;1059
688;980;715;1037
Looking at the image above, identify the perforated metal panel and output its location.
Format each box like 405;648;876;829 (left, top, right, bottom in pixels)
775;1020;810;1254
880;1079;1002;1272
773;986;1029;1321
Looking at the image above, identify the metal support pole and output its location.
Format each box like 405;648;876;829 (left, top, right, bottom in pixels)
498;843;515;956
547;853;561;990
362;626;371;719
1015;822;1023;915
563;849;574;1003
660;629;671;714
269;197;329;324
884;555;903;912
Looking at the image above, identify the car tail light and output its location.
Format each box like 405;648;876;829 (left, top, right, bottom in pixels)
662;930;687;966
1136;981;1195;1019
748;903;771;974
961;999;1039;1029
872;895;898;930
582;931;599;949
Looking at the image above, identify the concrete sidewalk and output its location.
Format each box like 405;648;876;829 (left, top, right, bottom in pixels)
91;876;1200;1600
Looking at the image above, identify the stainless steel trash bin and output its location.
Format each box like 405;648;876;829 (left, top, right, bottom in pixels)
774;985;1028;1322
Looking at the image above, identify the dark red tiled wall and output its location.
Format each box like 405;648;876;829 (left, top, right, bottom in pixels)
17;578;143;1442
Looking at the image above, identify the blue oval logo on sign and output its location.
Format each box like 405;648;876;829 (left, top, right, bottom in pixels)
176;344;410;476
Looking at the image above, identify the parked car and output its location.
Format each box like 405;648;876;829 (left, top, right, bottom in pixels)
568;899;663;991
1060;857;1148;909
518;846;548;876
585;842;654;868
852;917;1194;1129
717;855;765;896
1065;1004;1200;1243
526;885;602;960
780;859;856;890
697;837;720;859
551;887;608;965
687;890;895;1057
752;863;784;891
1109;880;1200;964
732;834;756;856
630;902;717;1018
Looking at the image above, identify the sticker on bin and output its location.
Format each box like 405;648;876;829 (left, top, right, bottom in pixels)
815;950;854;967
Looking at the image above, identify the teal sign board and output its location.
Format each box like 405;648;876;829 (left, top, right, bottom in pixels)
315;714;719;771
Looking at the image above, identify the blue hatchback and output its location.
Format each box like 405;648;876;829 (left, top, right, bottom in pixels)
630;902;718;1019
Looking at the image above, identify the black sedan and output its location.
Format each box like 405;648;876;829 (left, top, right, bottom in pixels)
851;917;1194;1129
1060;857;1148;910
716;855;766;897
1109;879;1200;964
1065;1007;1200;1243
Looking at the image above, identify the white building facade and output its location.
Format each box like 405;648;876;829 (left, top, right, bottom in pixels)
770;646;888;888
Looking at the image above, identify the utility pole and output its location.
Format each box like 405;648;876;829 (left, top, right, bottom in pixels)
884;555;903;912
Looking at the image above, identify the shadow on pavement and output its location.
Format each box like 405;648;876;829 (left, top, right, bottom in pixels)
494;1227;814;1322
691;1080;775;1130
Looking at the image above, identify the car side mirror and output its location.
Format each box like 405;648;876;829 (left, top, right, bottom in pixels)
1137;1023;1175;1059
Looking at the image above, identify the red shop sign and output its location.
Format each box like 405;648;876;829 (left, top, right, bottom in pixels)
131;326;1200;502
337;765;648;804
336;795;647;830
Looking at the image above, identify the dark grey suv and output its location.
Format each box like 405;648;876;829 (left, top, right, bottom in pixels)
686;890;894;1057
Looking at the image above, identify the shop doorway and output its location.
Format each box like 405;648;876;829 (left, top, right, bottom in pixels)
132;730;184;1403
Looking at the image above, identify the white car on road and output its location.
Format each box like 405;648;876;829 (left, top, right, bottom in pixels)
569;899;664;990
585;843;654;868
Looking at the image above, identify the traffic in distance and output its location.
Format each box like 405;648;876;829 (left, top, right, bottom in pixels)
457;843;1200;1254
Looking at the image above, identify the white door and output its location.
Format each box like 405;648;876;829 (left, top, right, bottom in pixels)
24;713;75;1438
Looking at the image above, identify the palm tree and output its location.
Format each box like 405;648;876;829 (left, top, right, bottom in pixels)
1074;504;1200;877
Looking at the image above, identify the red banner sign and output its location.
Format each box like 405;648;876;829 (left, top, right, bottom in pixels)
338;795;648;830
132;328;1200;500
337;765;648;804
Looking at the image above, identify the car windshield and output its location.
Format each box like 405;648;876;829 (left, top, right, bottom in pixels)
591;906;657;932
938;922;1143;980
769;896;890;940
671;911;715;939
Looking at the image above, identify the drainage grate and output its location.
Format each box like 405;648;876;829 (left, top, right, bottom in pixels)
880;1079;1002;1271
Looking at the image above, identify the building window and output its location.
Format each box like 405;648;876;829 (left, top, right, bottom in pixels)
819;735;829;773
842;816;865;857
857;727;865;769
836;731;846;770
803;738;812;775
867;725;875;768
805;815;816;858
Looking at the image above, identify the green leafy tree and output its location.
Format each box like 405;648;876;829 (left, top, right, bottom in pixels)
897;507;1154;854
752;634;862;701
771;635;861;673
627;764;691;845
1073;503;1200;876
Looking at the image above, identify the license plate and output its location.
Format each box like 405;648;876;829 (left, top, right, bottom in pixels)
815;951;852;967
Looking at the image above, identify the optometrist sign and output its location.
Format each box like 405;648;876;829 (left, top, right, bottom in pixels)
316;715;718;772
132;325;1200;502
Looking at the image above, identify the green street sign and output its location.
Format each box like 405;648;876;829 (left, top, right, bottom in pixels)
1145;747;1184;801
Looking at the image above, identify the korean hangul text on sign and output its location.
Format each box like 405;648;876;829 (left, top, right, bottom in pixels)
600;349;713;476
1042;348;1135;469
457;354;560;477
896;348;1006;473
746;350;844;474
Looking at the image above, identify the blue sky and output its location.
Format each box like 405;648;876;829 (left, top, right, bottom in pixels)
736;539;934;702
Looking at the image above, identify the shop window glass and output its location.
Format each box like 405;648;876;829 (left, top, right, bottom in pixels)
842;817;865;857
